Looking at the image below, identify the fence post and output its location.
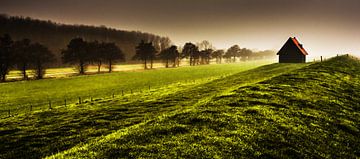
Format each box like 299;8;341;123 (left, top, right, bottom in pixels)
49;100;52;109
321;56;323;62
91;97;93;102
79;97;82;104
64;99;67;107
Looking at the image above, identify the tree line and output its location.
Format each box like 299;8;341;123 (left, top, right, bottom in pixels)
0;34;126;81
0;14;171;65
0;34;54;81
1;33;275;82
132;40;275;69
61;38;125;74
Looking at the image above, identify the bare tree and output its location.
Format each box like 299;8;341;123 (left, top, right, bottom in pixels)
198;40;214;51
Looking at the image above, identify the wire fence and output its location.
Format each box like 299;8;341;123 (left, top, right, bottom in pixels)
0;77;223;119
0;86;152;118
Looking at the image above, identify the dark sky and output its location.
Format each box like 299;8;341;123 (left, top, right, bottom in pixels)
1;0;359;58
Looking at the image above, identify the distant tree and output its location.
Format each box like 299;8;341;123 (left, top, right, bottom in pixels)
102;42;125;72
176;45;182;67
158;45;179;68
199;49;213;65
226;45;241;62
133;40;147;69
133;40;157;69
88;41;102;73
212;50;224;64
197;40;214;65
223;51;233;63
62;38;89;74
29;43;55;79
149;42;157;69
170;46;180;67
239;48;253;61
13;38;32;80
0;34;14;82
182;43;199;66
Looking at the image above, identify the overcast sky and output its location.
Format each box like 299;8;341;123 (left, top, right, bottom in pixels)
1;0;359;58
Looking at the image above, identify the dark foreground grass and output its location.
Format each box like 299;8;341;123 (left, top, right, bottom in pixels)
0;62;306;159
48;56;360;158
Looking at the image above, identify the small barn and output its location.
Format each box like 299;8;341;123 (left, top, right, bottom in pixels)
277;37;308;63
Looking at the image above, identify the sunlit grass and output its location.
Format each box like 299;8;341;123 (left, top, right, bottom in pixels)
48;56;359;158
0;60;303;159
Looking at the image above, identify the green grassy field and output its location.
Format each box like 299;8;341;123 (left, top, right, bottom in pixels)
1;56;359;159
0;61;270;118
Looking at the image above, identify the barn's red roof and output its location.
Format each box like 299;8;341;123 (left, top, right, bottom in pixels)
291;37;308;55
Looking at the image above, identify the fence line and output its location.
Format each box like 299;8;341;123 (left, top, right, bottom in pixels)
0;77;222;119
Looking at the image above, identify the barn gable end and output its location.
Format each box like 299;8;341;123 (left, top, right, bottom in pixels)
277;37;308;63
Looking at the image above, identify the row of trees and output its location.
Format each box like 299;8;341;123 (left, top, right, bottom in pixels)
1;33;275;82
181;42;275;65
0;34;126;82
133;40;275;69
0;34;55;81
61;38;125;74
133;40;180;69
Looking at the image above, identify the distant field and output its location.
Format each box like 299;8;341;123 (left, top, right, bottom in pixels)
0;60;272;117
6;62;171;79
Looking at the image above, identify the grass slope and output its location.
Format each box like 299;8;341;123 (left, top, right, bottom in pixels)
0;62;268;117
0;62;306;159
49;56;360;158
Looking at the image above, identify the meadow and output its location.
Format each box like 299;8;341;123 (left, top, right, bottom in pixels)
0;61;271;118
0;56;359;159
